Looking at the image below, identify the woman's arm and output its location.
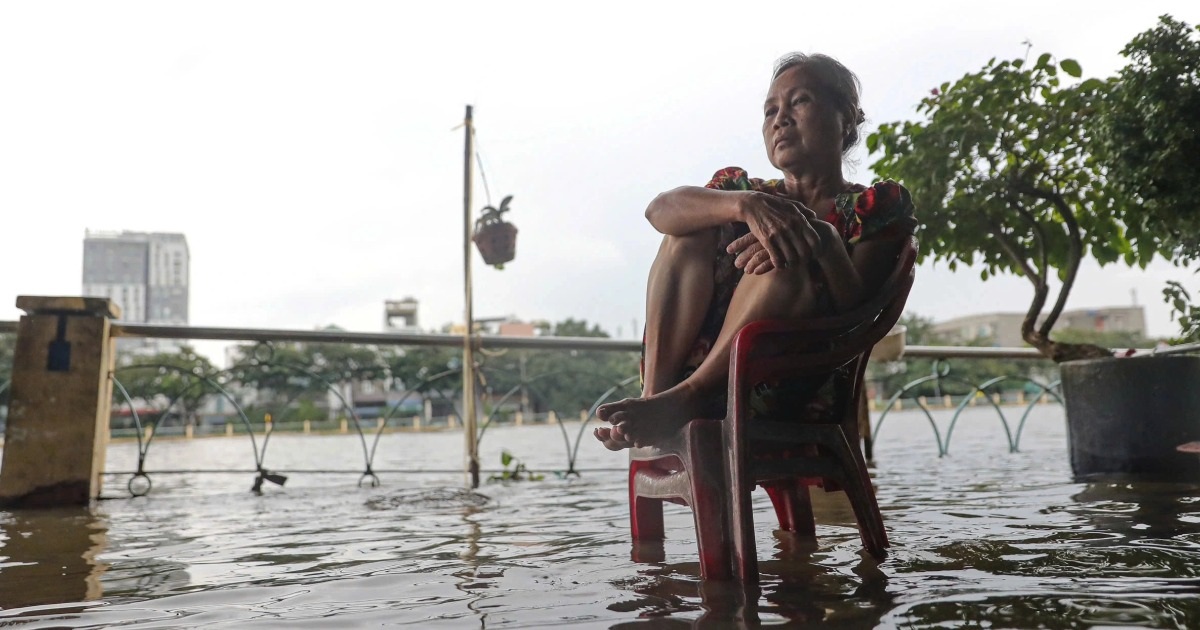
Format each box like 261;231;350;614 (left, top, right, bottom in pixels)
812;225;904;313
650;187;820;271
644;186;746;235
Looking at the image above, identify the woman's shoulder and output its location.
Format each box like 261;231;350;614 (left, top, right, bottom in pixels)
835;180;918;243
704;166;785;194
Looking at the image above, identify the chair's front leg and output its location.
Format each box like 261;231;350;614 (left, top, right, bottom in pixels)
629;461;665;542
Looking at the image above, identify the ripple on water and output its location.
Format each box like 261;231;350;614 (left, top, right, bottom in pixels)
3;414;1200;627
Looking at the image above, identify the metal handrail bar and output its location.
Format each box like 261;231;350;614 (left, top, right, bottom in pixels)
4;319;1196;359
902;345;1045;359
1146;341;1200;356
110;323;643;352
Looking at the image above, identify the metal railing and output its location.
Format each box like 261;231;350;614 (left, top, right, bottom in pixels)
2;320;1198;496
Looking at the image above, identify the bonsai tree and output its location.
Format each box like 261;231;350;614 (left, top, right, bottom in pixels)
1094;15;1200;265
1094;16;1200;344
868;52;1144;362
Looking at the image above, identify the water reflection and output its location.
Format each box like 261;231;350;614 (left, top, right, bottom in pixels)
613;540;895;628
616;490;895;628
6;417;1200;627
1070;481;1200;541
0;507;108;609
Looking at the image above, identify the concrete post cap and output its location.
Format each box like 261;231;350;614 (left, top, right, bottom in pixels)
16;296;122;319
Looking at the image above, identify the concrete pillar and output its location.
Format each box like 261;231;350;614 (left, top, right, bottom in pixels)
0;296;119;507
943;395;953;408
303;419;311;434
514;411;523;426
184;423;194;440
579;410;588;422
226;422;234;437
339;418;348;434
412;415;421;431
917;395;928;408
1017;391;1026;405
548;410;559;425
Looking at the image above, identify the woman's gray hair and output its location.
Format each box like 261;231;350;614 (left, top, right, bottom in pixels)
772;53;865;153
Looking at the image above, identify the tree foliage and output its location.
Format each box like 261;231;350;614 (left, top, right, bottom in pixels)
382;344;461;393
866;313;1050;398
480;318;637;415
226;332;391;410
0;332;14;402
1095;15;1200;264
869;52;1138;362
1164;281;1200;344
115;345;219;423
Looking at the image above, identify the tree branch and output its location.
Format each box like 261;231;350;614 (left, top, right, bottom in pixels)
1004;191;1049;285
990;223;1049;348
1014;182;1084;339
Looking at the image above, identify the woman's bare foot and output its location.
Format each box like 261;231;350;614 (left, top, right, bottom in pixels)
594;425;635;451
593;382;721;450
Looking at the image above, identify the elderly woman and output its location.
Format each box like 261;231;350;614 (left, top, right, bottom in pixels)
595;53;917;450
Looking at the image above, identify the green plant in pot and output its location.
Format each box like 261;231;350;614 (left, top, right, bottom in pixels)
1096;15;1200;348
869;22;1200;480
473;195;518;269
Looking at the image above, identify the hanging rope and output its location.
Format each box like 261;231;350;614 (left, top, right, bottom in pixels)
471;127;494;207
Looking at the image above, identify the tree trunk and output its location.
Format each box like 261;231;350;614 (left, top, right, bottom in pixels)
1023;328;1113;363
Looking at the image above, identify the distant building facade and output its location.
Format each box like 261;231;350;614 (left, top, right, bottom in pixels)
384;297;420;332
82;230;189;354
932;306;1146;347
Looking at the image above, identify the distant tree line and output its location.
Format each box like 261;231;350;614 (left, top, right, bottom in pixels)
105;318;639;425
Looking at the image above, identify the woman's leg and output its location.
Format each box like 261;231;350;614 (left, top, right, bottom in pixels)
594;230;717;450
597;263;820;448
642;230;719;395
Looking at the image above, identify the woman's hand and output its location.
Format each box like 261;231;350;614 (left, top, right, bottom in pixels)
728;193;830;274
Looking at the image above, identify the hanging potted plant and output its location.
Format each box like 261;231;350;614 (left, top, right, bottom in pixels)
472;195;518;268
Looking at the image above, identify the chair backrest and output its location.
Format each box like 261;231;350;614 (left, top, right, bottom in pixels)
732;235;918;384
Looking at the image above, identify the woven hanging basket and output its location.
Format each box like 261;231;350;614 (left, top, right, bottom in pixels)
472;221;518;266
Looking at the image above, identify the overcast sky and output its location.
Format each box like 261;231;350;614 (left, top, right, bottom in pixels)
2;1;1197;360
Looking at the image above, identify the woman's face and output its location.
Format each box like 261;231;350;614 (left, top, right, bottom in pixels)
762;65;846;174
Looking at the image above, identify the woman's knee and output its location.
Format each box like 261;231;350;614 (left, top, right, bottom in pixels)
657;230;718;261
736;266;818;312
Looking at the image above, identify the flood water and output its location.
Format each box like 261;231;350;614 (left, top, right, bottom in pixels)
2;406;1199;628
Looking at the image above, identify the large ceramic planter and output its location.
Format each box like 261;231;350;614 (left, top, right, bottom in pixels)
1060;354;1200;481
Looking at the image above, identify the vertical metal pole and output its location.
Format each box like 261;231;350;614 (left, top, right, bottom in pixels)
462;105;480;488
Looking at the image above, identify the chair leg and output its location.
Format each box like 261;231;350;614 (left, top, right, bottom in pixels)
849;445;890;549
728;481;758;584
691;485;733;580
629;463;665;542
825;437;888;560
631;496;665;542
764;481;815;537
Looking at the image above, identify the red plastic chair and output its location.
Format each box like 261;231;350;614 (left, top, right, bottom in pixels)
628;236;918;582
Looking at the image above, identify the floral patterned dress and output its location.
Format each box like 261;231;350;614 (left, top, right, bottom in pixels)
644;166;918;421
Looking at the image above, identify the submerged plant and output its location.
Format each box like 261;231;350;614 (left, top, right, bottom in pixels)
488;449;544;483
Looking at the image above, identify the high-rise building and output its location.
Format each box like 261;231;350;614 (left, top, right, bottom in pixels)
82;230;189;353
